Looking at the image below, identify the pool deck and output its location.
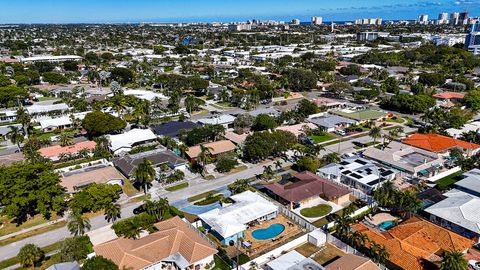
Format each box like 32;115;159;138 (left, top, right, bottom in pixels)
365;212;397;226
242;214;302;256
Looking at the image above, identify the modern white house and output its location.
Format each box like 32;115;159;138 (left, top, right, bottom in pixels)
26;103;70;114
199;190;278;245
196;114;236;129
123;89;168;102
265;250;325;270
21;55;82;63
107;128;157;155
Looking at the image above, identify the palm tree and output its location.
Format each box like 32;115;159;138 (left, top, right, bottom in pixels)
7;125;24;151
18;243;44;270
110;81;123;96
321;152;341;164
329;204;355;240
134;158;156;195
197;145;213;176
143;198;170;221
262;165;274;180
274;160;283;170
104;203;121;223
440;251;468;270
228;179;250;194
368;126;382;145
59;133;74;147
370;243;390;265
67;212;91;236
16;107;31;138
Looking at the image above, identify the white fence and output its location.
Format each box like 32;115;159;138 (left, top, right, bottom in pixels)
427;166;461;182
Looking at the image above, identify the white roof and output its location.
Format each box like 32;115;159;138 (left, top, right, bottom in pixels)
108;129;157;153
22;55;82;62
425;189;480;234
266;251;306;270
454;169;480;195
26;103;70;114
123;89;168;101
197;114;236;125
37;112;89;129
199;190;277;238
446;122;480;138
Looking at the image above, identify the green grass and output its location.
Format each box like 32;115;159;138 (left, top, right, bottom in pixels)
319;139;345;147
385;117;404;123
310;133;336;144
300;204;333;218
213;254;231;270
383;126;399;131
122;179;140;197
165;182;189;191
0;214;60;237
436;170;464;191
37;97;60;102
0;221;67;246
194;195;224;206
0;241;63;269
187;190;219;202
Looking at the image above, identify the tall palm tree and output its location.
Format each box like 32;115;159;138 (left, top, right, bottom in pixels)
369;126;382;145
18;243;44;270
7;125;24;151
329;204;355;240
263;165;274;180
134;158;156;195
143;198;170;221
440;251;468;270
104;203;121;223
229;179;250;194
321;152;341;164
59;133;74;147
197;145;213;176
16;107;31;138
67;212;91;236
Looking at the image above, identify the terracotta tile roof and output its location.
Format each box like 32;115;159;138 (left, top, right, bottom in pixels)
61;166;125;193
276;123;317;137
351;217;474;270
263;171;350;203
39;141;96;159
94;216;217;270
402;133;480;153
185;140;236;159
432;92;465;100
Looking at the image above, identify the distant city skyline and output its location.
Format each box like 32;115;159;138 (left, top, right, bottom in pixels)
0;0;478;24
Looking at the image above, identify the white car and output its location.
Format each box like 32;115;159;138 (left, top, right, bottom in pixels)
469;260;480;270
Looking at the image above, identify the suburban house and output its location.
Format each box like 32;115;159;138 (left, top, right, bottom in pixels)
196;114;236;129
313;98;347;110
446;121;480;139
113;147;187;177
46;262;80;270
25;103;70;115
331;109;387;123
275;123;317;138
94;216;218;270
325;254;380;270
362;141;447;179
223;131;250;146
351;217;474;270
432;92;465;107
453;169;480;197
39;140;96;161
107;128;157;155
60;165;125;193
318;156;396;193
36;112;88;133
199;190;278;245
185;140;236;161
424;187;480;239
151;121;199;138
265;250;325;270
263;171;351;209
402;133;480;156
308;113;357;133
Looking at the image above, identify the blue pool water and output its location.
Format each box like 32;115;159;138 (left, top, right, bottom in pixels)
252;223;285;240
378;220;395;230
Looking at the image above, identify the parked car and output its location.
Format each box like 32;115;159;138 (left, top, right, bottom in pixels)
335;130;346;136
469;260;480;270
133;205;145;215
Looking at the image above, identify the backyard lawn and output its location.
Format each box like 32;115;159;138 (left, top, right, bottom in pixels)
310;133;336;144
436;170;464;190
300;204;333;218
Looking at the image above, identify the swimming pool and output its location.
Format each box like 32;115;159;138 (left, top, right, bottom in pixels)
378;220;395;230
252;223;285;240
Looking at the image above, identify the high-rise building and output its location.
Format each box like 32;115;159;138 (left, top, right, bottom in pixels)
438;13;448;25
459;12;469;25
450;12;460;25
418;14;429;24
465;23;480;55
291;19;300;25
311;16;323;25
354;18;382;25
357;32;379;42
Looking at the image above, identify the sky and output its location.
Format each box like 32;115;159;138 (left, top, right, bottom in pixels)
0;0;479;24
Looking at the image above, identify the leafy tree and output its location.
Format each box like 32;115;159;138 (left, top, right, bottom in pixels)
179;125;225;146
82;111;126;136
153;45;165;55
42;72;68;84
284;68;317;91
59;236;93;262
252;114;278;131
440;251;468;270
111;212;156;239
67;212;91;236
380;94;435;114
174;45;191;54
327;81;353;98
0;162;66;224
134;158;156;195
0;74;11;86
381;77;400;94
233;114;254;133
296;99;319;118
0;86;28;108
63;61;78;72
243;130;297;161
84;52;99;63
81;256;119;270
295;156;321;173
70;184;122;214
418;72;445;86
216;153;239;173
110;67;134;85
464;90;480;111
339;64;361;76
104;203;121;223
18;243;44;270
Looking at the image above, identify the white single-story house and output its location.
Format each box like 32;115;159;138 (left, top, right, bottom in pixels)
265;250;325;270
199;190;278;245
196;114;236;129
107;128;157;155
